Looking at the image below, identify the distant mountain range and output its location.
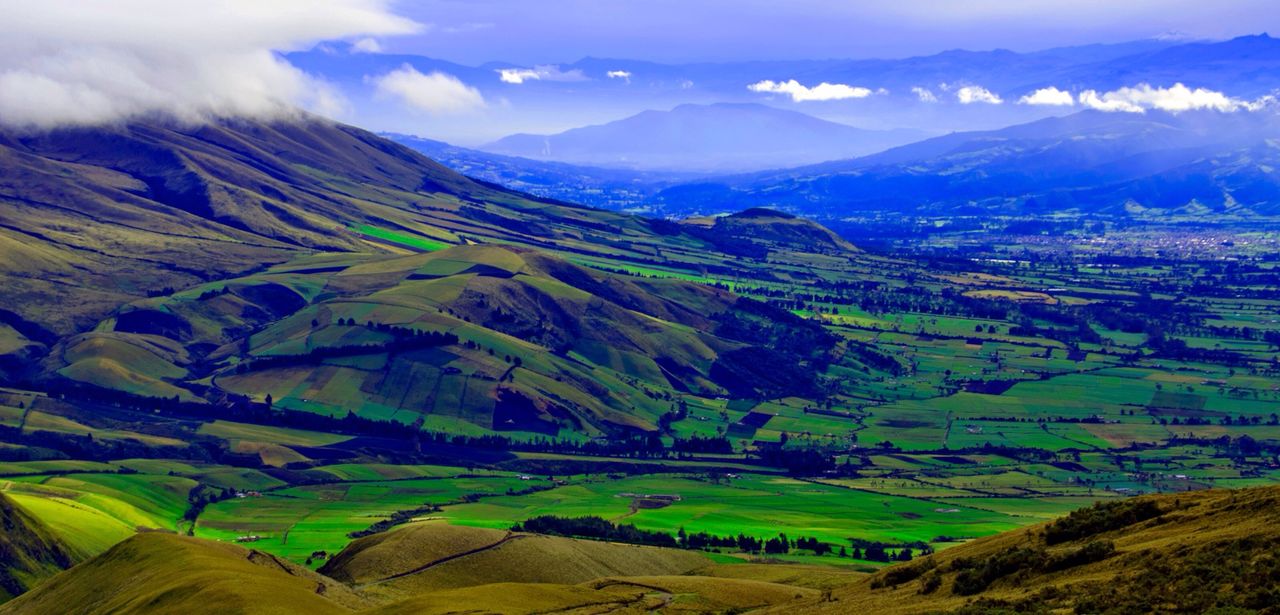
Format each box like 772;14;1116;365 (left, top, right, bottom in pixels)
287;34;1280;144
478;103;927;172
384;133;698;210
648;109;1280;218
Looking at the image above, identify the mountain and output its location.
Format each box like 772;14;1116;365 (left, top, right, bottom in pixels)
650;108;1280;217
0;117;711;337
0;493;75;602
480;103;926;172
384;133;699;210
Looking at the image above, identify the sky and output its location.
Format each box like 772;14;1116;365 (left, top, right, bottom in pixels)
0;0;1278;141
386;0;1280;64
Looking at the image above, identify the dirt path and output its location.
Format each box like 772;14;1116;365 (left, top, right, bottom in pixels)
362;531;525;587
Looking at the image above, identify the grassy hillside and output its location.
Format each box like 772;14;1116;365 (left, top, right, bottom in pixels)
320;520;709;599
46;243;846;436
0;118;721;337
0;493;74;603
7;488;1280;613
780;484;1280;614
0;533;366;615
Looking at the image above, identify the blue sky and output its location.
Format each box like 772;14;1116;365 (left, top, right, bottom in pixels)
385;0;1280;63
3;1;1278;145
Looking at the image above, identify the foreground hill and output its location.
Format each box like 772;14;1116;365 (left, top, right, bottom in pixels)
0;533;367;615
0;493;74;602
482;103;922;172
8;486;1280;613
782;484;1280;614
0;523;819;614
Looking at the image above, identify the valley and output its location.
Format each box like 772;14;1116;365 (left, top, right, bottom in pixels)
1;115;1278;614
3;6;1280;610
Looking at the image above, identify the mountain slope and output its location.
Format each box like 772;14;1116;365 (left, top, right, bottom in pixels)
482;103;923;172
652;109;1280;217
0;118;700;336
0;493;75;603
781;484;1280;614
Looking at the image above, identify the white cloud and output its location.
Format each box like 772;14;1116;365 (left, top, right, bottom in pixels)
747;79;879;102
370;64;485;114
956;85;1003;105
1018;86;1075;106
911;87;938;103
496;65;587;84
606;70;632;83
1078;83;1257;113
351;37;383;54
0;0;420;130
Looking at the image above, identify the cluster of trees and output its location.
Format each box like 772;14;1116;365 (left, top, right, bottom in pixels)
514;515;913;560
237;323;458;372
513;515;677;548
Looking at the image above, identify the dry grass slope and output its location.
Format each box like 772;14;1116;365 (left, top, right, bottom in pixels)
0;533;367;615
774;484;1280;614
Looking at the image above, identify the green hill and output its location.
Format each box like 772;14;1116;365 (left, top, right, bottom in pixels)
0;492;74;603
44;243;844;436
0;119;718;337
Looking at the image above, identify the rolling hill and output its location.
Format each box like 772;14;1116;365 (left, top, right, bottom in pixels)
40;243;844;437
481;103;924;172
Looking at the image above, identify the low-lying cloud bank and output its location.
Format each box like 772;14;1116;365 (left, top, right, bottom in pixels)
0;0;420;130
1020;83;1275;113
956;85;1003;105
369;65;486;114
496;65;587;84
748;79;883;102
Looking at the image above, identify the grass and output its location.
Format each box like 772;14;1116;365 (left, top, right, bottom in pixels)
353;225;450;252
439;474;1024;550
195;476;549;563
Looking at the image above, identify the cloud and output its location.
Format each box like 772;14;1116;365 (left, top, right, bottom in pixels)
1077;83;1258;113
911;87;938;102
747;79;879;102
956;85;1002;104
370;64;485;114
606;70;632;83
496;65;587;84
1018;86;1075;106
351;37;383;53
0;1;420;130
